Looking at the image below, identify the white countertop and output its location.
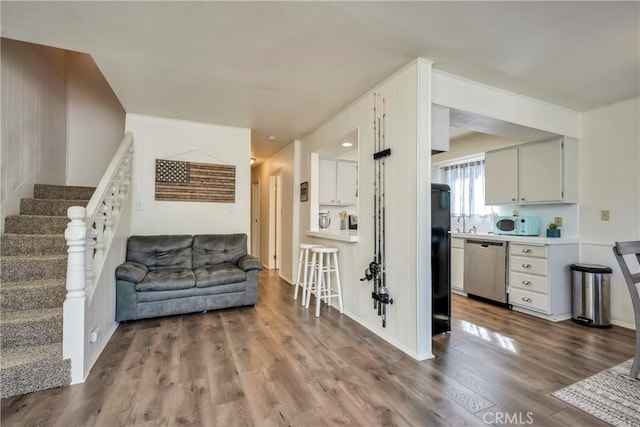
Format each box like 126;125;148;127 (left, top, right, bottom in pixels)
305;229;359;243
449;231;579;245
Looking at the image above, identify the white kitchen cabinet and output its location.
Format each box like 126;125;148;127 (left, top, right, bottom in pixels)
336;161;358;205
485;137;577;205
431;105;450;153
518;139;563;203
451;237;466;295
508;242;578;321
319;159;337;204
319;159;357;205
485;146;518;204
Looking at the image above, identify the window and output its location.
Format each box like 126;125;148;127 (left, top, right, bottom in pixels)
441;159;490;217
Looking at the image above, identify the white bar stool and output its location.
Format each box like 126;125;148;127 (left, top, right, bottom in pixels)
293;243;322;306
306;246;344;317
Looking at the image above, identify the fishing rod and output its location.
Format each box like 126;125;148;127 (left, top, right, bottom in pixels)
360;93;393;327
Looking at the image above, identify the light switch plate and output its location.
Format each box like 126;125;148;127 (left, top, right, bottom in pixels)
512;210;519;216
554;217;563;227
601;210;610;221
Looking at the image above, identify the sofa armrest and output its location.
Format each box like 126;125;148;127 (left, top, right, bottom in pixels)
238;255;263;272
115;261;149;284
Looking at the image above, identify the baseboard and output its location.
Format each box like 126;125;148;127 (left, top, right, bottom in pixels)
611;319;636;330
279;274;292;285
82;321;119;383
511;306;571;322
343;309;433;361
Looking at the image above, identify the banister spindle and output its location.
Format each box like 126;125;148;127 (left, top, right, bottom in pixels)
104;194;114;236
94;205;107;267
111;183;121;216
117;168;126;199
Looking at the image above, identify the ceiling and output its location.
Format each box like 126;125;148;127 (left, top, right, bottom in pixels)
2;2;638;165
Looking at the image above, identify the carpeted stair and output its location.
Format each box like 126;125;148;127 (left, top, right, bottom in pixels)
1;183;94;398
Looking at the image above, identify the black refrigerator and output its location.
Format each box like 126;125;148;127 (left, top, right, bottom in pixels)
431;183;451;335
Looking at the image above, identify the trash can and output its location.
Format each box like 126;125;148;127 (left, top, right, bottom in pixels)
570;263;612;328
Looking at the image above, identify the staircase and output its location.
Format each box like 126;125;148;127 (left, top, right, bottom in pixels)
1;183;95;398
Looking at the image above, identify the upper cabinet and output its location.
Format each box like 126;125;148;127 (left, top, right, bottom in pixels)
485;137;577;205
431;105;450;153
319;159;357;205
485;146;519;204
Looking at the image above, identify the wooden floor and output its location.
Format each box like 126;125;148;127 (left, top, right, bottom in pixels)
2;270;635;426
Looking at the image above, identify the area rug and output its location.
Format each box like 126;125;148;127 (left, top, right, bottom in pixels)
552;359;640;427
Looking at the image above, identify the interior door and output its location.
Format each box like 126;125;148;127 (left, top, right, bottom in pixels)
251;181;260;258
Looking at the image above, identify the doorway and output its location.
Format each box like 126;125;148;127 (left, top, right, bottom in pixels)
251;180;260;258
268;169;283;270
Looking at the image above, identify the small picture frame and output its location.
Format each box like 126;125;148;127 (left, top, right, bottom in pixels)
300;181;308;202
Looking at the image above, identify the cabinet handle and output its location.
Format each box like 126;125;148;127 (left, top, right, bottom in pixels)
521;198;525;201
522;249;532;253
511;198;516;201
522;297;533;303
522;280;532;286
522;264;532;269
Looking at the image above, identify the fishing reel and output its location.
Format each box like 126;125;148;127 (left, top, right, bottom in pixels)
360;260;380;282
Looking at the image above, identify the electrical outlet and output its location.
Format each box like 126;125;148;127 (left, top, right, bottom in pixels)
512;210;519;216
601;210;610;221
554;217;563;227
227;205;234;214
135;201;143;211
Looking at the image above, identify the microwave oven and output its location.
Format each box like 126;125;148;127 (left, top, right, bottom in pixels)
493;216;541;236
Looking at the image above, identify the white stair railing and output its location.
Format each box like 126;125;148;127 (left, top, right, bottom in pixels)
64;132;134;384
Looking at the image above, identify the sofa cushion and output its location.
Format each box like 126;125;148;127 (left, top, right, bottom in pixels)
195;263;247;288
127;235;193;271
135;269;196;292
115;261;149;284
193;234;247;268
137;281;247;303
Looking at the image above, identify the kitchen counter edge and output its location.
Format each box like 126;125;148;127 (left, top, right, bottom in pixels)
449;232;578;245
305;230;359;243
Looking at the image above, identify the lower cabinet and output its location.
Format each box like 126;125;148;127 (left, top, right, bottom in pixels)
508;243;578;321
451;238;465;295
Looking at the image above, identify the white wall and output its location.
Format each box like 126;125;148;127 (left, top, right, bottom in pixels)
0;38;67;231
126;114;251;236
579;97;640;329
251;142;296;283
297;59;433;359
66;51;125;186
432;70;581;139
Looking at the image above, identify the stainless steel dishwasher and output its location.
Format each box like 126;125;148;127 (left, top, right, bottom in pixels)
464;239;508;304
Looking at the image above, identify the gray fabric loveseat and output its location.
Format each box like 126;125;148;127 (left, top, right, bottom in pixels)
115;234;262;321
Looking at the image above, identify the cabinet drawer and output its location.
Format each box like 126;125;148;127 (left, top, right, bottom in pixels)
510;272;548;294
510;255;547;276
510;243;548;258
451;238;465;249
510;288;549;313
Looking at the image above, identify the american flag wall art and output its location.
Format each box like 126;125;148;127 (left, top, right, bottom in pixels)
155;159;235;203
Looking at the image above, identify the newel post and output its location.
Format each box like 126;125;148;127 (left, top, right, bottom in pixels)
63;206;87;384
